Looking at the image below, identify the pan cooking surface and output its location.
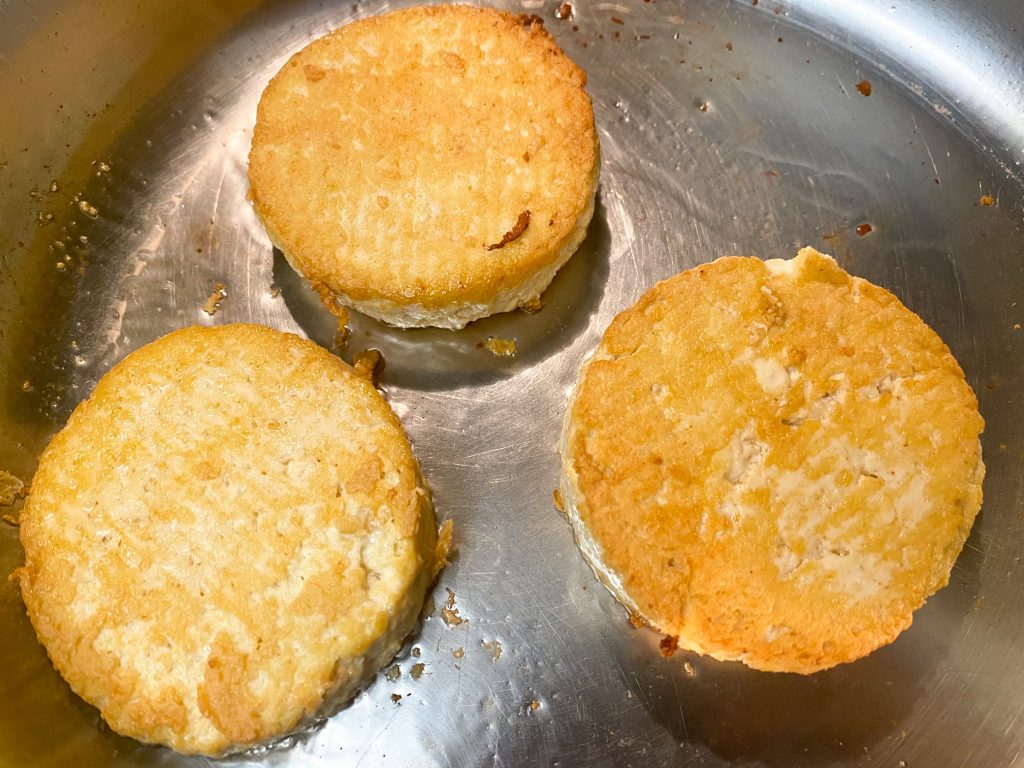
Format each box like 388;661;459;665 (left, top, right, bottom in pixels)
1;0;1023;765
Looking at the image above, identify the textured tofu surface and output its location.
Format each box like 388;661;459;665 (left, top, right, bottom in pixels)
248;4;600;328
17;324;440;754
560;248;985;673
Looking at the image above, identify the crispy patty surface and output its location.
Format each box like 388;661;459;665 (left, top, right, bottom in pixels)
560;248;984;673
248;4;599;328
18;324;442;754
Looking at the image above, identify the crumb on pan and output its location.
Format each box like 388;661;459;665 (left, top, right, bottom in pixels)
440;588;467;627
201;283;226;316
483;337;517;357
481;640;503;662
658;635;679;658
519;296;544;314
312;282;351;320
433;520;454;577
334;306;351;350
352;349;383;382
0;471;26;506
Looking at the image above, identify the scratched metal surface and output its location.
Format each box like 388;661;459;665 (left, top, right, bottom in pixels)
2;0;1024;765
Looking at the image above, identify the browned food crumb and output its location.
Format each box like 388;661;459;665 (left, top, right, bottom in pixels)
552;488;566;514
312;282;351;320
856;223;873;237
433;519;454;577
698;101;709;113
611;16;624;25
683;661;696;676
0;471;26;506
725;41;733;51
1013;323;1021;331
555;2;573;20
353;349;383;382
391;693;402;703
384;664;401;682
856;79;872;97
520;13;545;28
482;640;503;662
484;337;517;357
410;662;426;679
412;647;422;658
452;647;465;659
334;319;351;353
269;285;282;298
530;699;540;711
659;635;679;658
628;611;647;629
202;283;227;316
764;169;779;178
520;296;543;314
441;588;467;626
486;210;531;250
980;194;994;206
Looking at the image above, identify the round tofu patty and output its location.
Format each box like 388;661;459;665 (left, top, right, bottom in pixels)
18;324;445;754
248;4;600;328
560;248;984;673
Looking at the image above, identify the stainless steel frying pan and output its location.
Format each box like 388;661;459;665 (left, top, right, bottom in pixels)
2;0;1023;765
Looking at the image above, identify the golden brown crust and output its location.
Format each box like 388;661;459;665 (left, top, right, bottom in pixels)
18;324;439;754
561;248;985;673
248;4;599;327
